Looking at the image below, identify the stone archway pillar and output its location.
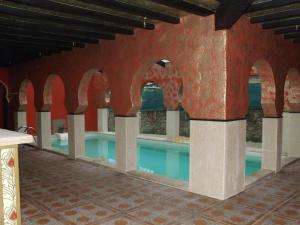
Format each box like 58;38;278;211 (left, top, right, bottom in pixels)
282;112;300;158
189;119;246;200
14;111;26;130
68;114;85;159
36;112;51;149
115;116;138;173
262;117;282;172
166;110;180;141
97;108;109;133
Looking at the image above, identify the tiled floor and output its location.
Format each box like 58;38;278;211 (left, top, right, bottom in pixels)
20;146;300;225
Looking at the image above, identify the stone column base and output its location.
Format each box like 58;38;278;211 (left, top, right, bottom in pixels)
97;108;109;133
36;112;51;149
14;111;26;130
189;119;246;200
115;117;138;173
262;118;282;172
166;111;180;141
282;113;300;158
68;114;85;159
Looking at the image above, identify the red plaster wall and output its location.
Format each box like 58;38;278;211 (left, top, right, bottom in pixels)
9;15;228;120
226;16;300;119
8;15;300;121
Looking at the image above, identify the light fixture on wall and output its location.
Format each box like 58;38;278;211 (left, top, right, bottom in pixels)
156;59;171;67
105;91;111;104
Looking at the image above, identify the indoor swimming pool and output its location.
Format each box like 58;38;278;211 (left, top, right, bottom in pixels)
51;133;262;181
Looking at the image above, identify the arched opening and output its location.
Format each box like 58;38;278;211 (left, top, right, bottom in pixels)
44;74;68;134
0;81;9;129
140;81;166;135
19;79;36;130
246;60;277;175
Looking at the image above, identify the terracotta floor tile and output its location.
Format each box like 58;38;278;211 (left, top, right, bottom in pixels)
19;147;300;225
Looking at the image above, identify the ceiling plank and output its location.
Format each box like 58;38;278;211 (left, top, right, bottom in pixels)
0;25;100;44
150;0;214;16
0;1;134;35
0;33;84;48
215;0;254;29
273;25;300;34
12;0;155;30
248;0;300;12
0;13;117;39
263;17;300;29
251;8;300;23
284;32;300;39
83;0;180;24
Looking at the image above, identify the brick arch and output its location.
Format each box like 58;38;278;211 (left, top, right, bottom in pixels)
43;74;65;111
284;68;300;112
18;79;34;111
130;61;183;115
250;59;277;117
76;68;111;114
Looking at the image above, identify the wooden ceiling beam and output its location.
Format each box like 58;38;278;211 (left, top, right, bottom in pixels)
248;0;300;12
251;8;300;23
215;0;254;29
12;0;155;30
0;14;117;39
263;17;300;29
0;1;134;35
150;0;214;16
0;25;100;44
83;0;180;24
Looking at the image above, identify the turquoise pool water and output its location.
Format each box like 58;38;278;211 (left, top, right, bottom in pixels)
51;133;261;181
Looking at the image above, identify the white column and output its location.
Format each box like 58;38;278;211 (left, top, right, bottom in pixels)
262;118;282;172
137;111;141;134
68;114;85;159
282;113;290;156
166;110;180;141
282;113;300;158
36;112;51;149
14;111;26;130
189;120;246;200
115;117;138;173
97;108;108;133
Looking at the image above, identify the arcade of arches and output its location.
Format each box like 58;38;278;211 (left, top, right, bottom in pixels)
1;14;300;204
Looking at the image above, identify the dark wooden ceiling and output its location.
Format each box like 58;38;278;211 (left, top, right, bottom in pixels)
0;0;299;66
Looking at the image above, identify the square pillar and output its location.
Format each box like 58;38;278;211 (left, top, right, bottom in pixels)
115;117;138;173
262;118;282;172
166;111;180;141
137;111;141;134
189;120;246;200
68;114;85;159
282;113;300;157
282;113;290;156
36;112;51;149
97;108;109;133
14;111;26;130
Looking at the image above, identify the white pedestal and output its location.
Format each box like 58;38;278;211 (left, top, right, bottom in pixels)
36;112;51;149
97;108;109;133
0;129;33;225
189;120;246;200
166;111;180;141
68;114;85;159
115;117;138;173
282;113;300;158
14;111;26;130
262;118;282;172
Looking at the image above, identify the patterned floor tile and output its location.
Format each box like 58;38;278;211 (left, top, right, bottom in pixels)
19;146;300;225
